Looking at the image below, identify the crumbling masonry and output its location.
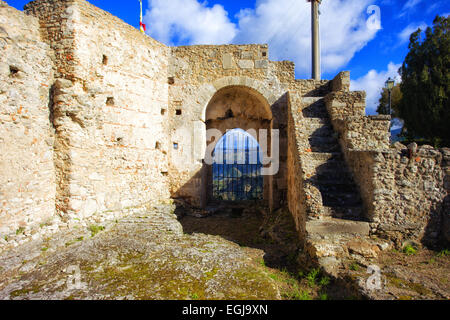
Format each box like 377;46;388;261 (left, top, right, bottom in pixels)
0;0;448;272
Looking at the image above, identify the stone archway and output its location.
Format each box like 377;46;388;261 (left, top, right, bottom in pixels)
204;85;273;206
197;76;283;123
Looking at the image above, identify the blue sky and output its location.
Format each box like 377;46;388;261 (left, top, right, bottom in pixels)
7;0;449;114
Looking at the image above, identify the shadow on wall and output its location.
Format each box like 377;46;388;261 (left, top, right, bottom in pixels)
428;193;450;248
421;200;446;249
442;194;450;247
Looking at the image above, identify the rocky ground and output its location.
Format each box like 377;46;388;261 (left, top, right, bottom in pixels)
352;246;450;300
0;204;281;300
0;203;448;300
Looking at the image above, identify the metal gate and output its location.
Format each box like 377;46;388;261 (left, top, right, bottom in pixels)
212;129;263;201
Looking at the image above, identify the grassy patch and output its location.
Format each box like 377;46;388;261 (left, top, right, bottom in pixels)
268;266;332;300
65;236;85;247
10;283;44;298
190;293;199;300
319;293;328;300
403;244;417;256
349;262;360;271
259;258;266;267
16;227;25;235
306;268;320;287
387;274;431;297
39;221;52;228
296;290;312;300
89;225;105;237
204;268;218;281
436;249;449;258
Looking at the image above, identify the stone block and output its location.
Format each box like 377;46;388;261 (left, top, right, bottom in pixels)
347;240;380;258
240;51;253;59
222;53;235;69
237;60;254;69
255;60;268;69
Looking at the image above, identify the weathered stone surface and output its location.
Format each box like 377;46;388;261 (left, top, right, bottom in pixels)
0;3;55;237
0;204;280;300
347;240;381;258
238;59;255;69
306;219;370;237
222;53;235;69
255;60;269;69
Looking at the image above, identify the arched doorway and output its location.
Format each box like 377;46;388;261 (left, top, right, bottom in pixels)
212;129;263;201
205;85;273;206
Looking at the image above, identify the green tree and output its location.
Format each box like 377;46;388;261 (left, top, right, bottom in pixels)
398;15;449;146
376;84;402;117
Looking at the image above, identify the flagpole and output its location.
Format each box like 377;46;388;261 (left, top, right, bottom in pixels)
139;0;146;33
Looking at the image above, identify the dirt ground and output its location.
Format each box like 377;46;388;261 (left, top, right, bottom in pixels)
180;205;450;300
0;203;448;300
362;247;450;300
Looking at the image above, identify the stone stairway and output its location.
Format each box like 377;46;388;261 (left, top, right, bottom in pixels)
299;97;375;276
301;97;364;221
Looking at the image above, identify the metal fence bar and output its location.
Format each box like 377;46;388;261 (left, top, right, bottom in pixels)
212;129;263;201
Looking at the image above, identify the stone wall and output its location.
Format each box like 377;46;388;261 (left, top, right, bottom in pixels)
287;95;316;241
0;2;56;236
325;72;390;222
372;144;449;246
326;72;449;246
286;80;331;241
24;0;171;220
167;44;290;209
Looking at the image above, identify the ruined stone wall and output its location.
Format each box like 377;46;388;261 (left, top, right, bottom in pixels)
168;44;290;208
24;0;171;219
371;145;449;246
325;72;391;221
325;72;449;246
0;1;56;236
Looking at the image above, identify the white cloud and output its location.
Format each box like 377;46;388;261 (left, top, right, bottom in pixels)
398;22;427;44
143;0;237;45
144;0;381;77
234;0;380;76
350;62;402;115
403;0;423;11
403;0;423;10
399;0;424;17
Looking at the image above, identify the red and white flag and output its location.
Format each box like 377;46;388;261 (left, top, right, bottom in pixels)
139;0;146;33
